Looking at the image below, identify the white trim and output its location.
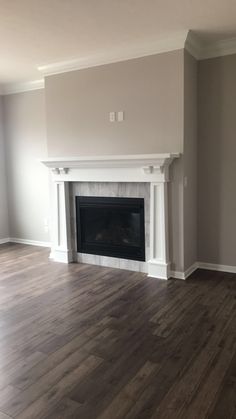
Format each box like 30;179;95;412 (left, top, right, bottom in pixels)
0;238;10;245
184;262;199;278
42;153;179;165
1;31;236;95
50;181;73;263
200;37;236;60
41;153;179;183
1;31;236;96
185;31;204;60
50;249;73;263
1;79;45;96
38;31;188;76
171;270;186;280
171;261;236;279
148;182;170;279
148;261;171;280
37;32;236;78
171;262;199;280
9;238;51;248
185;31;236;60
198;262;236;274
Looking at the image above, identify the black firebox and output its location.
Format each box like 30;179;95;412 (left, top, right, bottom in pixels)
76;196;145;261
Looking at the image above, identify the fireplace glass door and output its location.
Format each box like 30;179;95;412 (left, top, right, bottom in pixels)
76;196;145;261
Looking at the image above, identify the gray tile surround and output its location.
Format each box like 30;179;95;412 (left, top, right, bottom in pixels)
70;182;150;273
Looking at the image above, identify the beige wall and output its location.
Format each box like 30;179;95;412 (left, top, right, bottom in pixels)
45;50;184;156
45;50;185;272
183;51;198;270
0;96;9;240
3;90;50;243
198;54;236;266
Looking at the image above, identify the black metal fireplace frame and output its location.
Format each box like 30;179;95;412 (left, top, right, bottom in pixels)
75;196;145;261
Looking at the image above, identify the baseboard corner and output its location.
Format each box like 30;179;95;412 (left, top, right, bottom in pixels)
171;262;199;280
198;261;236;274
9;237;51;248
0;237;10;245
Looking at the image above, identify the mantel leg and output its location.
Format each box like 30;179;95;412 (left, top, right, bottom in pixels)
148;182;170;279
50;181;73;263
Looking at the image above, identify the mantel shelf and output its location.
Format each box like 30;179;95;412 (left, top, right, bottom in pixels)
41;153;180;170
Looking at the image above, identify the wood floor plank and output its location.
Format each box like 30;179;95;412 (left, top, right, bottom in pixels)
0;411;13;419
43;398;82;419
97;360;158;419
0;243;235;419
208;350;236;419
16;355;103;419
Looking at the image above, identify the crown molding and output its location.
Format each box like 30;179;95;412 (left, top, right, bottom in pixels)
1;30;236;94
184;31;204;59
185;31;236;60
200;37;236;60
1;79;45;96
38;30;236;78
38;30;188;76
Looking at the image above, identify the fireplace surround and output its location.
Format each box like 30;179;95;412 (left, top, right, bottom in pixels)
42;153;179;279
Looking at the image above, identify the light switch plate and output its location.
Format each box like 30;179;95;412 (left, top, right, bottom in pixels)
109;111;116;122
117;111;124;122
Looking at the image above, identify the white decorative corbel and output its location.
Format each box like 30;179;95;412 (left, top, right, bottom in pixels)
51;167;69;175
52;168;60;175
143;166;154;174
59;168;69;174
142;166;162;175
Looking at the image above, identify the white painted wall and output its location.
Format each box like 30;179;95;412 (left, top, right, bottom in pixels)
3;90;50;244
0;96;9;241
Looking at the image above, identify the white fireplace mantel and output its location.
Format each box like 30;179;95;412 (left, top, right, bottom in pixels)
42;153;180;280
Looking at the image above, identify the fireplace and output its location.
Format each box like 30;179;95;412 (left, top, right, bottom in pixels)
42;153;180;279
76;196;145;261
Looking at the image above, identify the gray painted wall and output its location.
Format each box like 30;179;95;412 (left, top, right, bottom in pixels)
198;54;236;266
3;90;50;243
45;50;184;156
183;51;198;270
0;96;9;240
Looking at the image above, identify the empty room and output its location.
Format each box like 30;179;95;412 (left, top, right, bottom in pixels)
0;1;236;418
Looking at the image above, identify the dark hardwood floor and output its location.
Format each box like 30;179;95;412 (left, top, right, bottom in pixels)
0;243;235;419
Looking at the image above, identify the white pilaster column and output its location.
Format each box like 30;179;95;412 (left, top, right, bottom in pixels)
50;181;73;263
148;181;170;279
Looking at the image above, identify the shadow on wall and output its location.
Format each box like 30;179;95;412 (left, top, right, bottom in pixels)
198;55;236;266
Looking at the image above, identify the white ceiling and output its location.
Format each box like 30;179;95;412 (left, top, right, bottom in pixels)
1;0;236;88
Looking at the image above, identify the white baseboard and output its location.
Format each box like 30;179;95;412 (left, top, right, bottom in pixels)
171;261;236;279
171;262;199;280
148;260;171;280
50;248;73;263
1;239;236;277
9;238;51;248
198;262;236;274
0;238;10;245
